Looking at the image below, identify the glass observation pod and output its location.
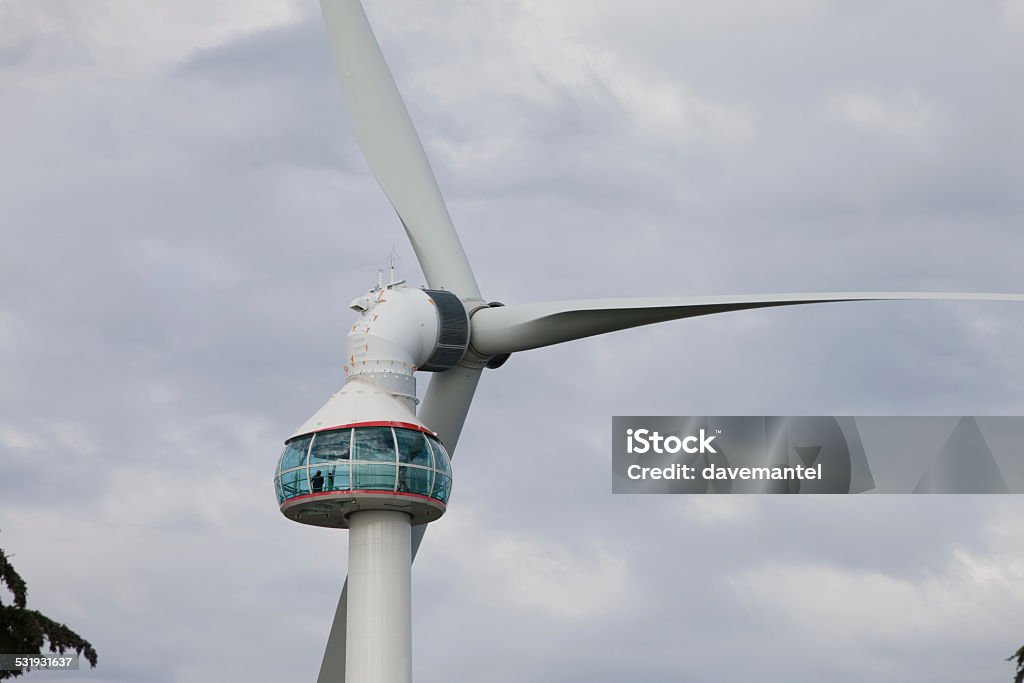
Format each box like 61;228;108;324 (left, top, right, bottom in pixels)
275;423;452;528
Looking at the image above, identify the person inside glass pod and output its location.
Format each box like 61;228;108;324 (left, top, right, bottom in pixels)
275;422;453;528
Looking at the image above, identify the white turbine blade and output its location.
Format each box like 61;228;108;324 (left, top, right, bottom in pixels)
470;292;1024;356
417;366;483;451
408;366;483;556
317;367;483;683
317;584;349;683
319;0;480;297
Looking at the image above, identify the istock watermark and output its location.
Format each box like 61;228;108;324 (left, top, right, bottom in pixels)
626;428;717;454
612;416;1024;494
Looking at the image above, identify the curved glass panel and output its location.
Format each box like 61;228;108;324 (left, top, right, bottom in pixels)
276;427;452;507
351;427;397;462
311;429;351;463
398;465;432;496
431;474;451;503
280;436;312;472
428;437;451;477
396;429;432;466
353;462;397;491
280;468;309;498
320;463;350;492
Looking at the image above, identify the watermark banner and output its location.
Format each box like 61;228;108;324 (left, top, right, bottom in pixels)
0;654;80;671
611;417;1024;494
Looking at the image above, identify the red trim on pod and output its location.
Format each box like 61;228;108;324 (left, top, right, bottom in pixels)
279;489;446;508
295;420;437;438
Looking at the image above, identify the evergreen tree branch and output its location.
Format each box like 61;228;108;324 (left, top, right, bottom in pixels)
0;545;98;679
1008;645;1024;683
0;548;27;609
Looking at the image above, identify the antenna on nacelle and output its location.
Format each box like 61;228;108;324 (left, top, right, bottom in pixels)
387;246;400;286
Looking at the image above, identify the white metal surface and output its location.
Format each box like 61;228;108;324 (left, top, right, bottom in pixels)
469;292;1024;356
290;377;427;440
318;0;480;298
280;490;446;529
347;285;440;374
346;510;412;683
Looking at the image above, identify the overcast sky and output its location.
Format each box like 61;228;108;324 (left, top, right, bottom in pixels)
2;1;1024;681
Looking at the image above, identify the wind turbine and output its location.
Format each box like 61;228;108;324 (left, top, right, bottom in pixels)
271;2;1024;682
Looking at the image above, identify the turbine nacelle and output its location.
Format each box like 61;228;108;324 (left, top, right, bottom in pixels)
344;280;475;396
